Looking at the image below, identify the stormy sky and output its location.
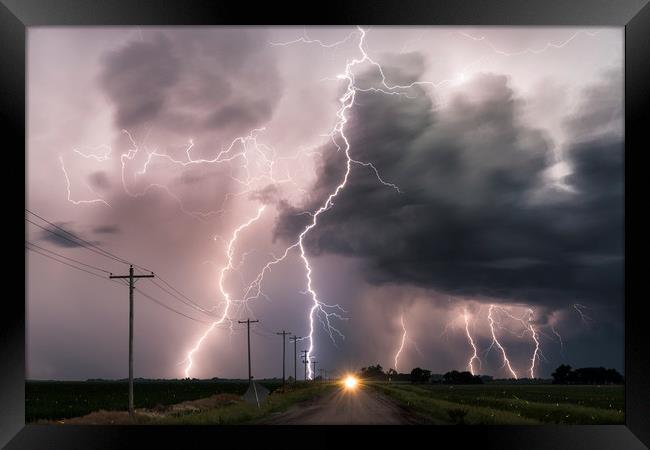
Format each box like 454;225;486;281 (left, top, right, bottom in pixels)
27;26;623;380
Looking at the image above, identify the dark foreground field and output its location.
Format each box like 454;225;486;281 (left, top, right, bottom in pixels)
26;380;624;425
372;383;624;424
26;379;282;422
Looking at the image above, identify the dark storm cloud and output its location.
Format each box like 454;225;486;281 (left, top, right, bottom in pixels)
563;68;623;142
275;57;623;310
92;225;121;235
88;171;111;191
39;222;101;248
93;28;285;232
99;28;283;139
100;33;180;129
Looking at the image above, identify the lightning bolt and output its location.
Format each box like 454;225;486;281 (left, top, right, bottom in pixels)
486;304;518;379
393;314;408;372
55;27;599;380
182;206;266;378
463;309;480;375
551;324;565;354
526;309;540;378
270;28;358;48
268;26;407;379
59;156;111;207
457;29;601;57
573;303;593;324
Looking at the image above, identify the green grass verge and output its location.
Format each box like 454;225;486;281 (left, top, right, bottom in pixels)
372;384;538;424
153;382;337;425
370;383;624;425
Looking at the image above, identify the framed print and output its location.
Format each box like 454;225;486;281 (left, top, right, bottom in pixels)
2;0;648;448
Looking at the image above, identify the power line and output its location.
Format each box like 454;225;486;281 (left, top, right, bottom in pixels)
156;275;204;306
26;210;131;265
25;209;153;273
259;322;278;335
26;244;133;293
26;209;239;328
251;329;275;339
134;287;217;325
148;279;220;318
27;211;212;313
25;240;112;274
154;276;221;315
26;243;216;325
26;218;127;267
27;244;112;281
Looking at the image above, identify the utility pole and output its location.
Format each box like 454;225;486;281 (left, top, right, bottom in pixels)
238;318;259;385
312;360;318;381
289;335;302;384
275;330;292;387
109;265;154;417
300;350;308;381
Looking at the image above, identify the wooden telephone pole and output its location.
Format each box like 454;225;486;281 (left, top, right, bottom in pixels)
109;265;154;417
300;350;308;381
289;335;302;383
275;330;292;387
238;318;259;384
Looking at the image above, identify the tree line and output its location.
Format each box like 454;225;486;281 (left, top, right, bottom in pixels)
551;364;623;384
357;363;624;385
358;364;483;384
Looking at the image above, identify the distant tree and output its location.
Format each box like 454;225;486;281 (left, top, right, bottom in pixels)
551;365;623;385
287;376;295;383
551;364;573;384
360;364;386;379
573;367;624;384
410;367;432;383
443;370;483;385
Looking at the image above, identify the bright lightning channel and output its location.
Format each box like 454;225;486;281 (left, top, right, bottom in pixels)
59;156;111;207
463;309;480;376
486;304;519;379
393;314;408;372
183;206;266;378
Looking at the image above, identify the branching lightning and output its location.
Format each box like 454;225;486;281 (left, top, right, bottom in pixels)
486;304;519;379
463;309;480;375
394;314;408;372
183;206;266;377
267;26;405;379
55;26;605;380
526;309;541;378
457;29;601;57
59;156;111;207
573;303;593;324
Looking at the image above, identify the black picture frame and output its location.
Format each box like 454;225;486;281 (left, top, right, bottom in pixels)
2;1;647;448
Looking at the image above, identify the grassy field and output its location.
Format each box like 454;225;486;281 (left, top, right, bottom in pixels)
154;382;337;425
26;379;282;422
27;379;625;425
371;383;624;425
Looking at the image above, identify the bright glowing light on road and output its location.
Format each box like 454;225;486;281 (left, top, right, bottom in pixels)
343;375;358;389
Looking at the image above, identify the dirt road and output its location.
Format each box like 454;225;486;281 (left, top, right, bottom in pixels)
257;384;422;425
